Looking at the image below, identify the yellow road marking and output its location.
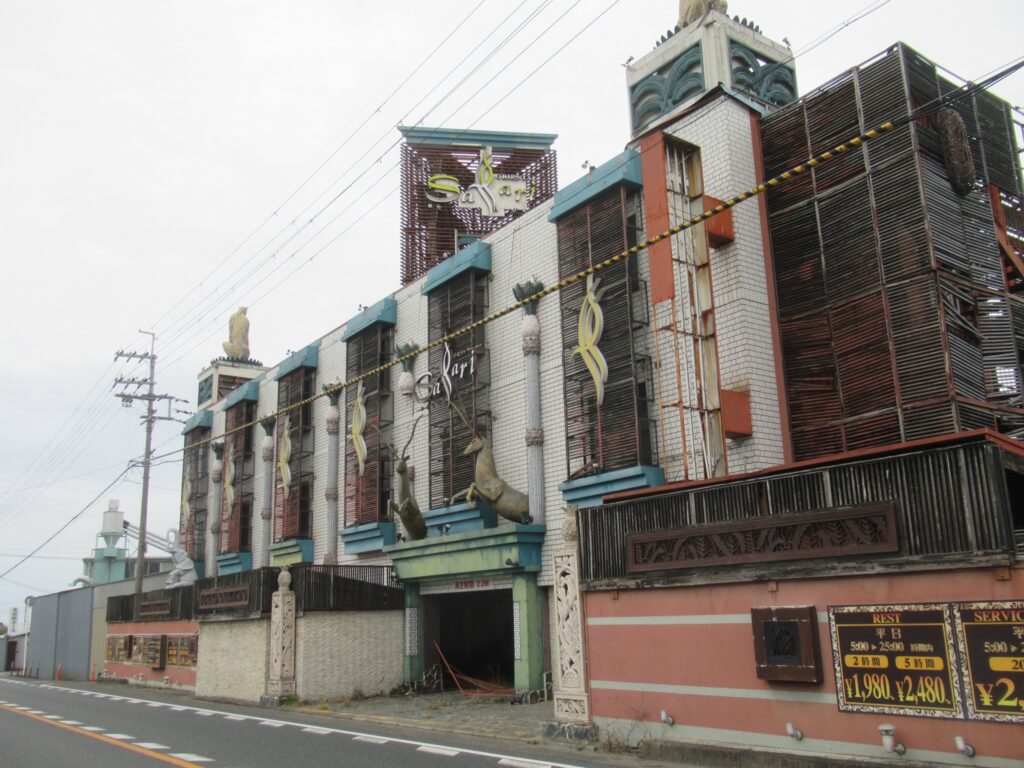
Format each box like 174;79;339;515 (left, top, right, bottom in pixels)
0;702;205;767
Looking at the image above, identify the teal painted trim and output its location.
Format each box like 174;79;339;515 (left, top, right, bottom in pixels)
274;339;321;380
341;521;396;555
269;538;314;565
398;125;557;150
548;151;643;222
341;296;397;341
385;524;546;582
423;502;498;537
223;378;261;409
216;552;253;575
630;42;704;133
559;464;665;508
421;240;492;295
181;409;212;435
193;561;206;580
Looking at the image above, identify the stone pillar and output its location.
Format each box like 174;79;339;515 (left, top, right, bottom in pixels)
403;584;424;683
324;387;342;564
207;442;224;577
267;566;296;702
553;507;591;722
512;572;543;692
515;281;545;525
259;417;275;568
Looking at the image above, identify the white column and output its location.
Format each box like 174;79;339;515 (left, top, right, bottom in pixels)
324;390;342;564
259;417;276;568
517;282;545;525
207;442;224;577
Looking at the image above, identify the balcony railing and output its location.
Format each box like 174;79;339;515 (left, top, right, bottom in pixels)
106;586;195;623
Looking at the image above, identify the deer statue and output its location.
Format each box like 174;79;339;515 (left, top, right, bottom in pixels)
448;401;531;524
377;414;428;540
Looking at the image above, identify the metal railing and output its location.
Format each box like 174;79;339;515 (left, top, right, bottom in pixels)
579;439;1019;584
290;564;402;612
107;565;403;622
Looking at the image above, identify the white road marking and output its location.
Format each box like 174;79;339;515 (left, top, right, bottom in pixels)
224;715;246;721
43;715;64;720
81;726;105;732
15;706;33;711
7;684;594;768
28;710;45;714
354;735;389;744
62;720;83;725
146;702;165;708
106;734;136;740
169;754;213;763
134;743;170;749
418;746;461;756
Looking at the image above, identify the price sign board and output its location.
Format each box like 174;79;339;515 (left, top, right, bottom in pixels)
829;604;962;718
954;601;1024;723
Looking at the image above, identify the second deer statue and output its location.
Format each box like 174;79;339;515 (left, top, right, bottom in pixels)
449;402;532;525
379;414;428;540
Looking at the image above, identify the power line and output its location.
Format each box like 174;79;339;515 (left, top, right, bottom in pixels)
0;466;134;582
151;55;1024;464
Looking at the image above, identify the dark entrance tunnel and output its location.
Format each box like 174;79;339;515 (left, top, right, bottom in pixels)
429;589;514;687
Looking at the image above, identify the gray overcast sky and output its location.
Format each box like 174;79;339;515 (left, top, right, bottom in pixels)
1;0;1022;625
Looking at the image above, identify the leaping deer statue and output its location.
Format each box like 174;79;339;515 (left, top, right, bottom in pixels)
449;402;532;524
377;414;428;540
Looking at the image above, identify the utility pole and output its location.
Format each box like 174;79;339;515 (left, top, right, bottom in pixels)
114;331;188;595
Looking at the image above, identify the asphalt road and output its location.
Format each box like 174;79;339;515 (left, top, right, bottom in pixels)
0;678;660;768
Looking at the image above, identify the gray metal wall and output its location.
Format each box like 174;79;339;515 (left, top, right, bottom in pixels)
26;594;59;678
26;588;95;680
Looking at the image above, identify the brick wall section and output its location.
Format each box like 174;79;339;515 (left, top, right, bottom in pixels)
295;611;404;701
196;618;269;703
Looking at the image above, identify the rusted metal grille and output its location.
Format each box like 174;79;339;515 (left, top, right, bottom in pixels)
557;186;656;479
344;326;394;527
107;587;195;623
221;400;255;554
400;141;557;286
579;440;1017;585
181;428;209;564
290;565;402;611
761;43;1024;460
427;270;490;509
275;368;315;541
194;568;278;617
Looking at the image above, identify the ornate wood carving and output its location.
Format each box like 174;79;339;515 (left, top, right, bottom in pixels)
553;550;590;723
627;502;898;573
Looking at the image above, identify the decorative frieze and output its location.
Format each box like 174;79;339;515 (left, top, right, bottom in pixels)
627;503;899;573
525;427;544;446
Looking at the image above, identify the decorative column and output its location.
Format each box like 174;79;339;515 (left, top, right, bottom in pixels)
324;387;342;564
207;442;224;577
259;417;276;568
266;566;296;703
514;281;545;525
403;583;424;684
553;506;591;723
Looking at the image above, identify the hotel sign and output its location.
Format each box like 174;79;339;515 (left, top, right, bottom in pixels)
414;342;480;404
830;603;962;719
955;601;1024;722
198;584;251;610
426;147;532;217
